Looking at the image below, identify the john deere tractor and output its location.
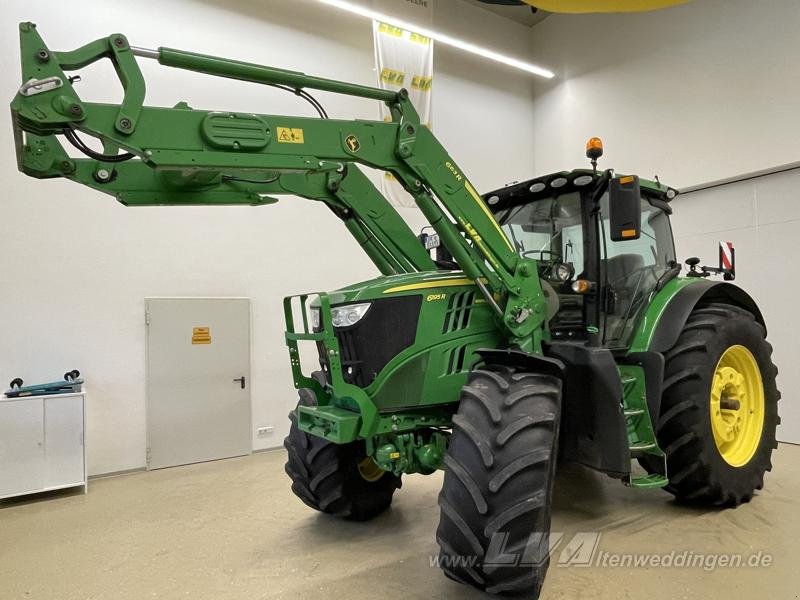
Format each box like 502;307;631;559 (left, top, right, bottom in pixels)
11;24;779;598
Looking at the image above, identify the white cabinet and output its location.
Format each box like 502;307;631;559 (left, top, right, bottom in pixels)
0;392;86;500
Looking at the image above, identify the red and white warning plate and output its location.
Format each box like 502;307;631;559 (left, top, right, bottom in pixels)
719;241;734;271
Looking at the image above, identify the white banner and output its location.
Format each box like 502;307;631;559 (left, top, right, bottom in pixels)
372;1;434;207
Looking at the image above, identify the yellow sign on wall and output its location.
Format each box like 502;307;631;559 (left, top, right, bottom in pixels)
192;327;211;345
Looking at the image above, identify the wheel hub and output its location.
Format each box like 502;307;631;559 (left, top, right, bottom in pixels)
710;345;765;467
357;457;385;482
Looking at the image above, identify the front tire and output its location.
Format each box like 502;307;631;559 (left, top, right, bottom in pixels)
283;380;401;521
650;303;780;505
436;366;561;597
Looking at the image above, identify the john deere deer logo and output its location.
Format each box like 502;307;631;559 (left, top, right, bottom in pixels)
345;135;361;153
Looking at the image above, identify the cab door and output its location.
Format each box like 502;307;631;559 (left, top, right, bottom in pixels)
598;194;676;348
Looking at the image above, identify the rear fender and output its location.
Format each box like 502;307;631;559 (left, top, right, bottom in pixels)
632;279;765;354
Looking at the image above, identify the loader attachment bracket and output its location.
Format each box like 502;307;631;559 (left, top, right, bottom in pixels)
13;22;145;136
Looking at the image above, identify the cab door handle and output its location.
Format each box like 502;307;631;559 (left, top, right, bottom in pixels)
233;376;246;389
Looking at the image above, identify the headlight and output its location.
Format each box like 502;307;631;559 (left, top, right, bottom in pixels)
553;262;575;282
310;307;321;330
331;303;371;328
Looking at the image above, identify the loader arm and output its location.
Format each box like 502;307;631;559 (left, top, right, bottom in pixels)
11;23;548;349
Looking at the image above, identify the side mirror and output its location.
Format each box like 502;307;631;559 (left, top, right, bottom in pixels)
608;175;642;241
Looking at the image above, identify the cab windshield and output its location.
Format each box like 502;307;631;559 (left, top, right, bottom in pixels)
496;192;585;276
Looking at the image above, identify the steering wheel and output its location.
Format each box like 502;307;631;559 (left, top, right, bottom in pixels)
522;249;565;280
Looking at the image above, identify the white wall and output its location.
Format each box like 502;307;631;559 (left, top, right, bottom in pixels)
528;0;798;442
529;0;800;189
671;171;799;443
0;0;539;474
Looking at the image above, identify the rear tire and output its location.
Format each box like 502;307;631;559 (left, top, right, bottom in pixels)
283;375;401;521
646;303;779;505
436;366;561;597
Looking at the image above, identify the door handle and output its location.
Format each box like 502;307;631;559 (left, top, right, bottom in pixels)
233;376;246;389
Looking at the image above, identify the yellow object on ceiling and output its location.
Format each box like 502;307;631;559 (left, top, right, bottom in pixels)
524;0;692;13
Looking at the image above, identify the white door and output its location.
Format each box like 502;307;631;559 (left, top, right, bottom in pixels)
0;399;44;498
146;298;251;470
43;395;85;488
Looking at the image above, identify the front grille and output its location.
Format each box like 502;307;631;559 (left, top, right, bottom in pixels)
442;291;475;333
317;296;422;387
443;343;469;375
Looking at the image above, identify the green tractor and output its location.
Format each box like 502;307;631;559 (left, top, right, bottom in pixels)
11;24;780;598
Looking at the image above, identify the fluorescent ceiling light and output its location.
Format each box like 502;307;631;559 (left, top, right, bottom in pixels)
316;0;555;79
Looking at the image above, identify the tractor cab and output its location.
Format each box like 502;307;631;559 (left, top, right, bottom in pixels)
484;142;680;349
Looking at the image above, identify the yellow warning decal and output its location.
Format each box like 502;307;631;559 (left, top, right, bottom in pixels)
192;327;211;345
277;127;304;144
619;175;635;184
621;229;638;238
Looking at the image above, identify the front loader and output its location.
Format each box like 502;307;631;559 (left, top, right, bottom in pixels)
10;23;780;598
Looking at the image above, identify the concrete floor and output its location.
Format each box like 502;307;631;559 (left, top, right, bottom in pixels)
2;445;799;600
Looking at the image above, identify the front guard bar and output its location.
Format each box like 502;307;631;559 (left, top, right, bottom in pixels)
283;292;378;442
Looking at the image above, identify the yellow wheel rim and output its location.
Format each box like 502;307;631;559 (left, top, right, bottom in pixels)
357;457;385;482
710;345;765;467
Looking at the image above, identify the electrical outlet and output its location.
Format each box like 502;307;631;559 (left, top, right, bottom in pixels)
256;426;274;437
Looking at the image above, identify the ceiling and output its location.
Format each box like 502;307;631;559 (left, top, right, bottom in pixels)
462;0;551;27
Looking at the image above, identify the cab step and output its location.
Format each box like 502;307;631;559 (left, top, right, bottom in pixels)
629;441;657;452
624;408;645;418
627;473;669;488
